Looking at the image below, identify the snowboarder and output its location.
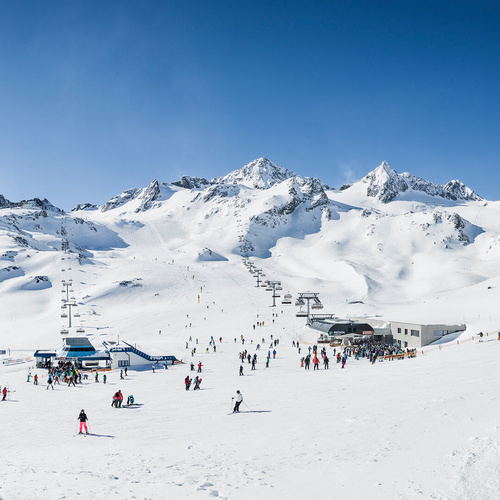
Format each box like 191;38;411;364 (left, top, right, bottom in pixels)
127;395;134;405
78;409;89;434
232;390;243;413
194;376;202;390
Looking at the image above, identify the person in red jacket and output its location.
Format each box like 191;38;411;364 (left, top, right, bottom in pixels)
2;387;7;401
313;356;320;370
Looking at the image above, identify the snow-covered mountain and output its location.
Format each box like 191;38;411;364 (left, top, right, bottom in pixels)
345;161;482;203
1;157;498;349
2;157;500;498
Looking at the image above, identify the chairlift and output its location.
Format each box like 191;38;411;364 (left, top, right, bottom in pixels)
61;269;66;272
61;298;67;302
76;328;85;334
70;296;76;300
295;300;305;306
281;300;292;305
260;283;267;287
60;329;69;335
276;286;283;291
266;287;273;291
296;311;308;317
273;294;281;298
61;313;68;318
311;304;324;310
74;312;81;318
285;293;292;299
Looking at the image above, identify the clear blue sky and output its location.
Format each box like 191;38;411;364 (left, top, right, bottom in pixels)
0;0;498;209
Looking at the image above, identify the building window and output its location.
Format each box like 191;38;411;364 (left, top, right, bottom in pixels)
410;330;420;337
405;329;408;335
397;328;401;334
118;360;130;367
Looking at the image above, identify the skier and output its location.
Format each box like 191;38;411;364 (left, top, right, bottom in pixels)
193;376;202;390
324;355;329;369
120;370;124;380
95;372;99;382
232;390;243;413
185;376;192;390
197;362;203;373
103;374;107;385
124;367;128;376
2;387;7;401
47;375;54;390
27;372;31;382
190;362;195;371
34;374;38;385
239;365;244;376
78;409;89;434
152;364;155;373
313;356;319;370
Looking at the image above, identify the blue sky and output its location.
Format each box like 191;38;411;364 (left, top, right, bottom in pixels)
0;0;498;209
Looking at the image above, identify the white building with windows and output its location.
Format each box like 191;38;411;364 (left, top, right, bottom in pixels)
347;317;466;348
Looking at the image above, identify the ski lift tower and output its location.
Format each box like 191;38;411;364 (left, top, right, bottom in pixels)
295;292;323;324
265;280;282;307
254;269;265;287
61;279;79;330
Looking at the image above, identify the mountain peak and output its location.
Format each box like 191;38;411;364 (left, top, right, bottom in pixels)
213;158;297;189
356;162;482;203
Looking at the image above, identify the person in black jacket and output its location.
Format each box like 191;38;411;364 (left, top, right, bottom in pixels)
78;410;88;434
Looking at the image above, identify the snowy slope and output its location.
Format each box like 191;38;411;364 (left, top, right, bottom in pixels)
1;158;500;498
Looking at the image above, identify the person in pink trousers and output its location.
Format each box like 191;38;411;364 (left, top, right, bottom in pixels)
78;409;89;434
